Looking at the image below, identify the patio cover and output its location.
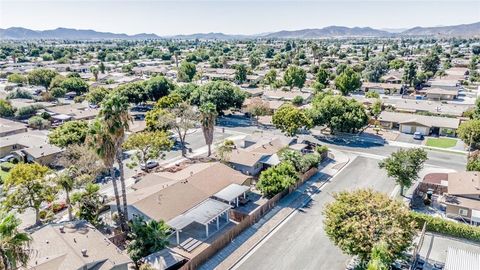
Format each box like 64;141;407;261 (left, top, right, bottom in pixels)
167;198;231;230
444;247;480;270
214;184;250;203
259;153;280;166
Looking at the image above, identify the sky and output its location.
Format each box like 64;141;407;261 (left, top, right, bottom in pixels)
0;0;479;35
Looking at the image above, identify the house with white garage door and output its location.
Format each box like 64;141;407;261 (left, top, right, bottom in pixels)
378;111;460;137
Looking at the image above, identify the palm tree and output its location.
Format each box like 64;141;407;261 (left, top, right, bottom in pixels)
87;119;123;227
199;102;217;157
55;169;75;221
99;93;132;230
0;212;31;270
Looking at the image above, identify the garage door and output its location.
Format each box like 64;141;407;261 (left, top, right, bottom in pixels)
416;127;429;135
401;125;412;134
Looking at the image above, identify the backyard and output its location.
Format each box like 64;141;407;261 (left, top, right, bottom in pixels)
425;138;458;148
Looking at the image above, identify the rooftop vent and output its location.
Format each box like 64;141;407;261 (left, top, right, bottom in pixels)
81;249;88;257
59;226;65;233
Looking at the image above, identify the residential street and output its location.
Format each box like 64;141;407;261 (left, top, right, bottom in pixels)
233;150;466;270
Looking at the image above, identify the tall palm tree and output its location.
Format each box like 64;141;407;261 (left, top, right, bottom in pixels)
0;212;31;270
100;93;132;230
199;102;217;157
87;119;123;227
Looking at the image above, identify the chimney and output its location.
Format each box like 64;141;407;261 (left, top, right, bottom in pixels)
81;249;88;257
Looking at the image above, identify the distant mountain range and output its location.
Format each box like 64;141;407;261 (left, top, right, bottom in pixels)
1;22;479;40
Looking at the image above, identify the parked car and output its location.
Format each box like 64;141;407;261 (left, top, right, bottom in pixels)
0;155;18;163
141;160;159;170
413;132;424;140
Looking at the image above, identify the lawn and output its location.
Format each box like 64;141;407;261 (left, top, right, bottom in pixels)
426;138;458;148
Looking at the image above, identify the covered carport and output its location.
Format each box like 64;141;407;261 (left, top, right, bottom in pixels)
213;184;250;207
167;198;232;245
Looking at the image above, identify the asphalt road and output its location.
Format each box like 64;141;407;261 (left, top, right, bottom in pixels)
234;153;460;270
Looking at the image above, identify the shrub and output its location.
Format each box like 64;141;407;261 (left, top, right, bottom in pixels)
50;87;66;98
0;99;15;117
257;162;298;198
410;211;480;242
15;104;42;119
365;91;380;98
316;145;329;155
28;116;51;130
6;89;33;100
300;153;321;173
0;162;14;172
292;95;304;106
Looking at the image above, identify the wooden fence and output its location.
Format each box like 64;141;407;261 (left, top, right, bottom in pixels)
179;168;318;270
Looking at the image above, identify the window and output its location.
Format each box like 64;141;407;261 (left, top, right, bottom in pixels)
459;208;469;217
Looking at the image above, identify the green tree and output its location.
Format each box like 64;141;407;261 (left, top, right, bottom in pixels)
71;183;103;225
363;56;389;82
144;75;175;101
335;67;362;95
309;95;368;134
191;81;245;114
158;102;197;156
371;99;383;119
315;67;330;86
199;102;218;157
123;131;173;170
457;119;480;151
272;105;312;136
257;162;298;198
4;163;56;225
60;77;89;95
283;65;306;90
217;140;235;162
0;99;15;117
127;216;169;266
54;170;75;221
324;189;416;263
7;74;26;84
235;64;248;83
249;53;261;69
403;62;417;86
263;69;277;89
177;61;196;82
86;87;109;105
421;52;440;74
155;92;183;109
0;212;31;270
379;148;428;195
90;66;99;81
48;120;89;147
27;68;59;89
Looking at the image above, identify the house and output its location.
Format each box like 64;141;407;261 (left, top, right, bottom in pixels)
361;82;403;95
227;135;294;176
378;111;460;136
27;221;132;270
424;88;459;101
111;162;250;245
262;90;312;103
428;79;459;91
0;130;63;165
441;172;480;224
46;103;100;122
0;117;28;137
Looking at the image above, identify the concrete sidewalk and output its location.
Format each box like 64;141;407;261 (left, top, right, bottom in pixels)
199;149;350;270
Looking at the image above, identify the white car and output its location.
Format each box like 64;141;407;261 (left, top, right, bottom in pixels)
140;160;159;170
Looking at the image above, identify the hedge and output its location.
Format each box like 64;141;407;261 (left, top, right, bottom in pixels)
410;211;480;242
